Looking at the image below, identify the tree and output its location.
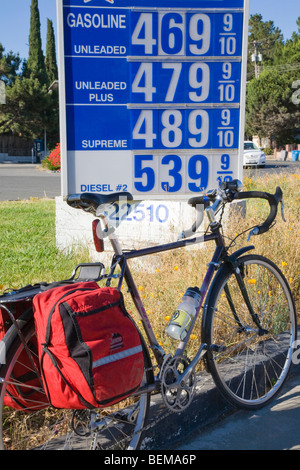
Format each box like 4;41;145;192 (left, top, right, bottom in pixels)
247;14;284;80
45;19;58;87
45;87;59;149
0;0;59;148
0;76;50;138
45;18;59;147
245;13;300;145
25;0;47;85
0;43;21;85
279;35;300;66
290;16;300;40
245;69;300;146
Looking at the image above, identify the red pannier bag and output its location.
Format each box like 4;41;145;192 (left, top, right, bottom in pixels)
0;291;49;411
33;282;145;409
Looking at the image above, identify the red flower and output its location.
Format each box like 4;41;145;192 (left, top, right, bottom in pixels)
48;143;61;171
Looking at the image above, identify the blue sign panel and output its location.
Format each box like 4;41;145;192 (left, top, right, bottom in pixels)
58;0;248;198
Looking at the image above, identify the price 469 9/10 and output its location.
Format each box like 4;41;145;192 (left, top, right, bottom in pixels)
131;12;242;57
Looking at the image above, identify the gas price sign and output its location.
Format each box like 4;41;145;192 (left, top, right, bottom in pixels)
57;0;249;198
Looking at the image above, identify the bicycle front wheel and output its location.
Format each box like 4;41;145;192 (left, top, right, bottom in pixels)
0;320;153;450
203;254;297;409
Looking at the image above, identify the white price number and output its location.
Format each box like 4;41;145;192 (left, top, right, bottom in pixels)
132;12;240;57
132;12;211;56
133;109;209;149
132;62;210;103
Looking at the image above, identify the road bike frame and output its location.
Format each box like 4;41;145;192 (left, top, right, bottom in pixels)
100;208;237;386
63;182;286;405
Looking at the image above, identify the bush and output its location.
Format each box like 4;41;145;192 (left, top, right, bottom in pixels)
42;143;60;171
263;147;273;155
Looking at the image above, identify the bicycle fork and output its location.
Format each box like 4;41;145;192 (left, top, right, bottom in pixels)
176;249;271;387
226;260;269;336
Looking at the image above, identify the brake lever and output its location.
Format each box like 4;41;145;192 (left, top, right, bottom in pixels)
247;227;259;242
280;199;286;222
247;197;286;242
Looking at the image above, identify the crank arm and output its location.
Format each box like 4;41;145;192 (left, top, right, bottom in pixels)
173;343;207;386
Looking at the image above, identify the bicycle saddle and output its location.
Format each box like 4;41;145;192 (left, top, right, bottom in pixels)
67;192;133;211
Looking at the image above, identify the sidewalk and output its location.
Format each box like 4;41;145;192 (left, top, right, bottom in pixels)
174;368;300;450
0;156;35;164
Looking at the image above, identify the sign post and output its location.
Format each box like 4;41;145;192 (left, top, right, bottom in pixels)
57;0;249;200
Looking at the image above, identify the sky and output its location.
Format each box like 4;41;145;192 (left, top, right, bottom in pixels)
0;0;299;61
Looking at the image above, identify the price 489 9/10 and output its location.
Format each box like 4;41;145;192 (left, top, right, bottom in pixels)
132;108;237;150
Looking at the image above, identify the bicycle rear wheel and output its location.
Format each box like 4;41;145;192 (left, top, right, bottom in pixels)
203;254;297;409
0;320;153;450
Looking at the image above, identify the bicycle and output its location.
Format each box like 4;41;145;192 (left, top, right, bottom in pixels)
0;179;296;450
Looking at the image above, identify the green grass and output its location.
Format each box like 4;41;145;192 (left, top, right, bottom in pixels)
1;174;299;449
0;171;299;380
0;199;90;293
123;171;300;349
1;170;300;328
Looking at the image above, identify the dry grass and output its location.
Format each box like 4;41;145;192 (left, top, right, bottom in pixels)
120;170;300;359
1;170;299;449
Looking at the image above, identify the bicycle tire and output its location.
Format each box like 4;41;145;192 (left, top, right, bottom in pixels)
202;254;297;410
0;319;154;450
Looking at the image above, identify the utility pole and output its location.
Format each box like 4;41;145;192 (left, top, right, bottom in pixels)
251;41;262;78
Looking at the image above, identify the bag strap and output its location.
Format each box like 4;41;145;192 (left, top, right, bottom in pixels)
44;288;96;345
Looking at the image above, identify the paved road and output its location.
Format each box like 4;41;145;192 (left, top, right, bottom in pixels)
174;369;300;451
0;164;61;201
244;158;300;178
0;159;299;202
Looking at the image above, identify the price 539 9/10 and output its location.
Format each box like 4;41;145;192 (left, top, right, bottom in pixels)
133;153;232;194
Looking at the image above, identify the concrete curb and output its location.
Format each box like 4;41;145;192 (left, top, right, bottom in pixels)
142;345;300;450
142;369;234;450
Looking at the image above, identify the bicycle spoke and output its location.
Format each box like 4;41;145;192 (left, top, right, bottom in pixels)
0;323;152;450
204;255;296;409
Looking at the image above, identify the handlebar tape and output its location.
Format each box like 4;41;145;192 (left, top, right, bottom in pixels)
234;187;283;235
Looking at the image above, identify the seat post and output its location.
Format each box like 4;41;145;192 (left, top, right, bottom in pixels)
99;212;124;257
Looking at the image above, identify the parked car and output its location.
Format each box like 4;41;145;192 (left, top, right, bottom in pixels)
243;141;266;168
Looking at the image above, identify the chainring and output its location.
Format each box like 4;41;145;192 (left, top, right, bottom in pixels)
160;355;196;413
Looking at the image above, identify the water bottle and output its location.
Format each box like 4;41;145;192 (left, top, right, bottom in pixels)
166;287;201;341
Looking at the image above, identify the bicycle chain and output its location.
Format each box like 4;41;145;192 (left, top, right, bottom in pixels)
90;358;198;450
90;403;174;451
90;364;174;451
